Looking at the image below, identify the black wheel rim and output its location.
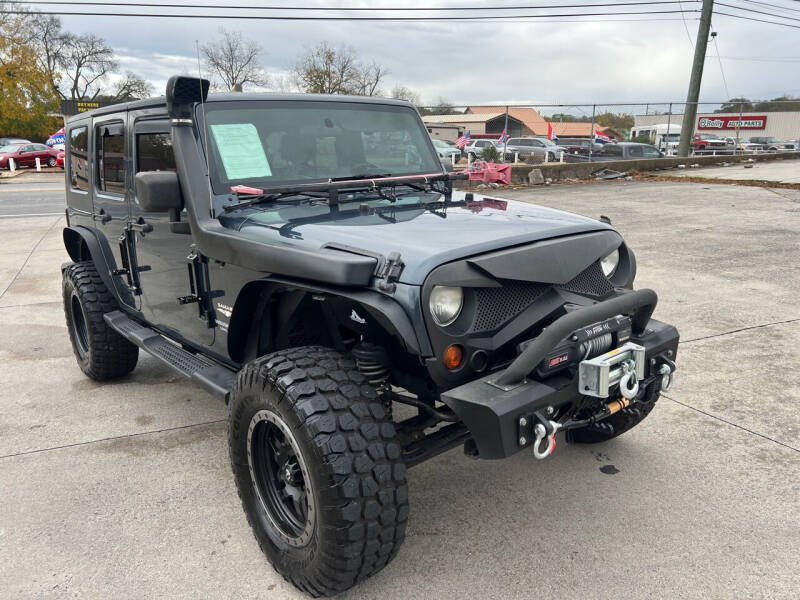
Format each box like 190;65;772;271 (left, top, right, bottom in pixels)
247;410;315;547
70;293;89;357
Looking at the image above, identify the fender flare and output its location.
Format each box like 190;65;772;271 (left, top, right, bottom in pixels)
62;225;126;305
227;276;428;363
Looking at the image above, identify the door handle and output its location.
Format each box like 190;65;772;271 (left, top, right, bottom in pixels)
98;208;112;224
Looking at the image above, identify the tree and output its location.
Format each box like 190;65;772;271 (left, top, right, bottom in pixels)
390;85;421;106
108;72;154;102
293;42;387;96
0;8;60;139
595;112;634;132
716;98;754;113
57;33;117;100
201;28;268;91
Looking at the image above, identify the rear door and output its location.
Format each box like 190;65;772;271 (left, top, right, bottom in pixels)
91;113;131;295
19;144;36;166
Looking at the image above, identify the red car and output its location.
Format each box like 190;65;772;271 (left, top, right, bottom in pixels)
0;143;60;169
56;150;65;169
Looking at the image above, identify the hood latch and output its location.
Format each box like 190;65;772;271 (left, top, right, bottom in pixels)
377;252;404;294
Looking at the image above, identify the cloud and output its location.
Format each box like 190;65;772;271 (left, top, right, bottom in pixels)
58;7;798;110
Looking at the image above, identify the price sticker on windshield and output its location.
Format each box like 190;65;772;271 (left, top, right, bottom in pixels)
210;123;272;180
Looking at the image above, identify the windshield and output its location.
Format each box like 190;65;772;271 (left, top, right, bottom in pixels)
0;145;20;153
432;139;451;149
663;134;680;142
200;100;442;194
538;138;558;147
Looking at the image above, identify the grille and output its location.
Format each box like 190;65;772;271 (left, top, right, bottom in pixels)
468;261;614;333
557;261;615;297
471;280;549;333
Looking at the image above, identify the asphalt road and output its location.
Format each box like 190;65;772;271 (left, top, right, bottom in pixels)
0;174;66;217
0;172;798;599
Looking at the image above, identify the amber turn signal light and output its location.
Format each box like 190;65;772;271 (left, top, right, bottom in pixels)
443;345;463;370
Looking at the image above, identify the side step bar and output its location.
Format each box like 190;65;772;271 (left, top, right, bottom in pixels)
104;311;237;401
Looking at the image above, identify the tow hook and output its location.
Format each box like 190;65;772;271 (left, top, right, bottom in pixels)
619;359;639;400
657;357;676;392
532;418;561;460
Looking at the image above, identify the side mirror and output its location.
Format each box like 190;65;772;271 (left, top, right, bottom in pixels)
135;171;183;212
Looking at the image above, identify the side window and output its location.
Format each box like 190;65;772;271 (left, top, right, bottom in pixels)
642;146;661;158
23;144;35;152
602;145;623;156
136;133;176;172
628;145;643;158
69;126;89;191
531;140;544;147
96;122;125;195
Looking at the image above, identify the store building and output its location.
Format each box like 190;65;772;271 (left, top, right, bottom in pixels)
633;111;800;141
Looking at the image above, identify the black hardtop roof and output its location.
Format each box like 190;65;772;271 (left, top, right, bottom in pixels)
66;91;414;124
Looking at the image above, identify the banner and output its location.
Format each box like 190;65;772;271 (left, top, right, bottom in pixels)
697;115;767;130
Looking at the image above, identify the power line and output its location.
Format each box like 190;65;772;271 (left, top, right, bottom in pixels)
716;1;800;21
6;0;701;10
735;0;800;13
715;9;800;26
677;0;697;45
711;35;731;99
0;8;702;21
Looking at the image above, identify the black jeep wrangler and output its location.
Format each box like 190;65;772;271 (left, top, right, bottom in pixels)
61;76;678;596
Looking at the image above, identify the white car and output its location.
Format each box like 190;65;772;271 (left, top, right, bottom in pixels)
463;139;500;159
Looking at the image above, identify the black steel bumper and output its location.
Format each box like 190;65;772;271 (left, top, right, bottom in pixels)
440;289;679;459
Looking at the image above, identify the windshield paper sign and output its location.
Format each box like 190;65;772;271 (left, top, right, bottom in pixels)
697;115;767;130
210;123;272;180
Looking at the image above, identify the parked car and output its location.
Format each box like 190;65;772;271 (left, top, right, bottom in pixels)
568;142;664;162
432;138;461;161
0;142;60;169
502;137;566;162
691;133;730;151
0;137;31;147
747;136;798;151
557;138;603;155
59;75;678;596
56;150;65;169
463;138;500;159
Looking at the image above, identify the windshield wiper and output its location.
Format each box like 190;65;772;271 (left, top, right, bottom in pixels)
223;189;328;212
329;173;391;182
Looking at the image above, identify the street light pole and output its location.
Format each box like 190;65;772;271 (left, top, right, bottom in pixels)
678;0;714;158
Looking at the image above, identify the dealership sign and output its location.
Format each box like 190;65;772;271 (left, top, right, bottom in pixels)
697;115;767;130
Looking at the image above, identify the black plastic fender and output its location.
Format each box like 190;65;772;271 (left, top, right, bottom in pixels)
63;226;120;295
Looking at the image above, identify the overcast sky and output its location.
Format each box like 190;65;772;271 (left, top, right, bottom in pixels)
57;1;800;114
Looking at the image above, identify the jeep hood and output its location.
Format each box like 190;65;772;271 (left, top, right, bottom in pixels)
217;190;614;285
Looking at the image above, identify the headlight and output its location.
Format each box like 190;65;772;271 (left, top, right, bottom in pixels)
429;285;463;326
600;248;620;277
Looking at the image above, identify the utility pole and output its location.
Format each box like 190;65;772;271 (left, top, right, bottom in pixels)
678;0;714;157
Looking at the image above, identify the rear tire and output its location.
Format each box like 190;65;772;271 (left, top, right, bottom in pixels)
228;346;408;597
62;262;138;380
567;381;660;444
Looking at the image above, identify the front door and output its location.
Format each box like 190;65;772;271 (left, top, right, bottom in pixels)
128;118;215;347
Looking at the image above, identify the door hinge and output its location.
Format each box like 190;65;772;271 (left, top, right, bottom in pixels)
177;250;224;328
116;227;151;296
377;251;404;294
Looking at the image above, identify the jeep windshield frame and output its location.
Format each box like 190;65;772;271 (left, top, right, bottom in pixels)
197;99;444;196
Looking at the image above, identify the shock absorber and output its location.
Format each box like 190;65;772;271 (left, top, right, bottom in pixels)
352;343;392;416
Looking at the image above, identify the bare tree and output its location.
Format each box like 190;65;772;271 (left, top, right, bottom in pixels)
109;72;153;102
353;61;387;96
201;28;268;91
391;85;421;106
56;33;117;100
294;42;387;96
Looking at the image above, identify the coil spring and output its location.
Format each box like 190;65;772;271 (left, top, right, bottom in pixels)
355;359;390;388
580;332;613;360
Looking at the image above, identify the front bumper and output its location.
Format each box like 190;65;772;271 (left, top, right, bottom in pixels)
440;289;679;458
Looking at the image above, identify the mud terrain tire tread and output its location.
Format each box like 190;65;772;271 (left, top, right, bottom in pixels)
228;346;408;597
62;261;138;380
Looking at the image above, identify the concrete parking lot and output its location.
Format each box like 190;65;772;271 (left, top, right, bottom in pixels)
1;171;798;599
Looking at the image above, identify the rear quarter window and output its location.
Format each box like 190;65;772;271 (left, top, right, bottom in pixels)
69;126;89;191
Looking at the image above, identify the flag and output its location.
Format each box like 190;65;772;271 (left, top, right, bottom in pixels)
497;128;509;145
46;127;66;150
547;122;555;140
455;130;471;149
594;128;612;144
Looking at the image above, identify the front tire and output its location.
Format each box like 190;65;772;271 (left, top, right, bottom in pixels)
62;262;138;380
47;156;57;167
228;346;408;597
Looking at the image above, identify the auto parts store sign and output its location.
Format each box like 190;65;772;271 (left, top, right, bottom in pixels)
697;115;767;130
